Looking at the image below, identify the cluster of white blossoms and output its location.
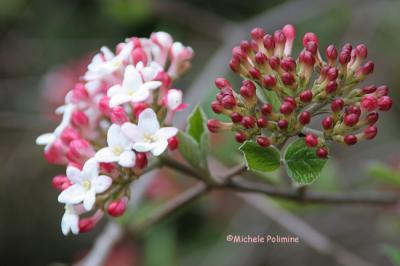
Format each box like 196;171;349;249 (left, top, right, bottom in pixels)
36;32;193;235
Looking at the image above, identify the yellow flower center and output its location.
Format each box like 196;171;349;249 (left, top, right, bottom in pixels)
112;146;123;156
143;133;157;143
83;179;91;191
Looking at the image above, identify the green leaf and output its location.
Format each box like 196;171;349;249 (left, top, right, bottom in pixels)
177;131;202;168
284;139;327;184
199;131;209;169
255;83;281;112
382;245;400;266
239;141;281;172
187;105;207;143
368;162;400;187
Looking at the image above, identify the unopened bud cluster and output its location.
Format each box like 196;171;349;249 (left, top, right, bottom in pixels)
36;32;193;235
208;24;393;158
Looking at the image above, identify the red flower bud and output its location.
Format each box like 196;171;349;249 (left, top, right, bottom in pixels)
362;85;376;94
222;95;236;109
231;112;243;123
361;95;378;111
280;101;295;114
316;147;329;158
346;106;361;116
207;119;221;133
366;112;379;125
132;102;149;117
249;67;261;79
325;81;338;94
305;134;318;147
377;96;392;111
278;119;288;129
256;136;271;147
326;45;337;61
135;152;148;169
229;58;240;72
98;96;112;116
111;106;129;125
322;116;334;130
281;57;296;72
261;103;273;115
269;56;280;70
263;74;277;88
299;90;313;102
299;111;311;125
79;218;96;233
339;51;351;65
241;116;256;128
251;27;265;40
255;52;268;65
52;175;71;191
215;78;232;90
211;101;224;114
299;50;315;66
327;67;338;81
303;32;318;47
274;30;286;44
263;34;275;50
240;40;251;53
355;44;368;58
376;85;389;97
331;99;344;112
344;134;357;145
360;61;374;75
240;81;256;98
257;117;268;128
168;137;179;151
281;72;295;85
344;113;359;127
305;41;318;54
107;197;128;217
235;132;247;143
364;126;378;139
71;110;89;127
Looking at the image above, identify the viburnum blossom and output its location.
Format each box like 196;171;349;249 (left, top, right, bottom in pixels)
208;24;393;158
122;108;178;156
36;31;193;235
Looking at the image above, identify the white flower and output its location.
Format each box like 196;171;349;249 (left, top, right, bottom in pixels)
95;124;136;167
136;61;163;82
122;108;178;156
84;42;133;81
61;204;80;236
107;65;161;108
166;89;187;111
35;104;74;149
58;158;112;211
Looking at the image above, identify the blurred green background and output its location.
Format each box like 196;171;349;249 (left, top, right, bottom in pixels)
0;0;399;265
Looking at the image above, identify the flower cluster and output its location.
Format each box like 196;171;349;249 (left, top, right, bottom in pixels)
208;24;392;157
36;32;193;235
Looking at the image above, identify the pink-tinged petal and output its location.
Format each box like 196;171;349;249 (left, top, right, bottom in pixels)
121;122;144;142
107;124;132;148
107;84;122;97
123;65;143;90
176;103;188;111
118;150;136;168
58;185;86;204
155;127;178;140
66;166;82;185
36;133;55;145
132;142;155;152
95;147;119;163
82;158;99;180
151;139;169;156
142;81;162;90
83;189;96;211
92;175;112;193
109;94;132;108
138;108;160;134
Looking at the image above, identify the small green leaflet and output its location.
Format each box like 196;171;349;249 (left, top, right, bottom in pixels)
239;141;281;172
186;105;207;144
284;139;327;185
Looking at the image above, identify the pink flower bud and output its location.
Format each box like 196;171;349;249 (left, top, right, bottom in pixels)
299;50;315;66
331;99;344;112
255;52;267;65
207;119;221;133
364;126;378;139
229;58;240;72
44;139;68;165
168;136;179;151
131;47;148;65
268;56;280;69
251;27;265;40
282;24;296;55
278;119;288;129
261;103;273;115
325;45;337;61
107;197;129;217
221;95;236;109
344;113;359;127
257;117;268;128
303;32;318;47
66;139;95;164
72;83;89;102
327;67;338;81
300;90;313;102
231;112;243;123
346;106;361;116
344;134;357;145
241;116;256;128
299;111;311;125
362;85;376;94
325;81;338;94
78;210;103;233
240;40;251;53
280;101;295;114
281;57;296;72
215;78;232;90
256;136;270;147
263;34;275;50
376;85;389;97
211;101;224;114
377;96;392;111
263;74;277;88
366;112;379;125
361;95;378;111
52;175;71;191
281;72;295;85
316;147;329;158
71;110;89;127
132;102;149;117
322;116;334;130
249;67;261;79
98;96;112;116
235;132;247;143
110;106;129;125
60;127;80;144
355;44;368;58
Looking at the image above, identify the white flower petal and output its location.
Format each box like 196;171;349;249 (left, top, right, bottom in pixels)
92;175;112;193
138;108;160;134
130;88;150;103
132;142;156;152
107;84;122;97
61;212;79;236
95;147;119;163
151;139;169;156
83;189;96;211
142;81;162;90
118;150;136;168
36;133;55;145
122;65;143;90
155;127;178;140
109;94;132;108
58;185;86;204
121;122;144;142
82;158;99;181
66;166;83;185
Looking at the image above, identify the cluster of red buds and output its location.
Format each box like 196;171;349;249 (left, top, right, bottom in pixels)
208;24;393;158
